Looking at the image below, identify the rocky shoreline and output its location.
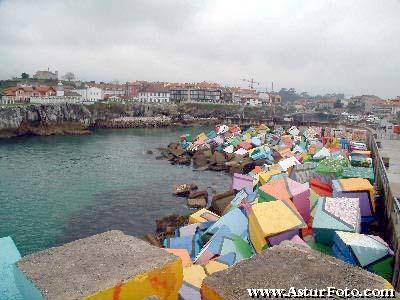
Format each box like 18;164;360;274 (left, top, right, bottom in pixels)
157;140;262;174
0;102;257;138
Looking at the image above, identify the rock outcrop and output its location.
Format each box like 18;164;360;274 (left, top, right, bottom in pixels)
0;104;93;138
0;102;271;138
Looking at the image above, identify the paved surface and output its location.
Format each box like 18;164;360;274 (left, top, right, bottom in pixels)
17;230;178;299
202;242;392;299
378;137;400;197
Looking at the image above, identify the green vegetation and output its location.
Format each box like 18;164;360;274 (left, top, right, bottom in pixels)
347;102;364;113
0;102;32;108
278;87;345;103
62;72;75;81
0;78;59;93
182;102;240;111
87;102;133;114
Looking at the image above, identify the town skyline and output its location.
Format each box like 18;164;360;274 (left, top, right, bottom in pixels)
2;69;397;101
1;0;400;98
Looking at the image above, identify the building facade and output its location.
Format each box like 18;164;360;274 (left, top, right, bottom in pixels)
74;87;104;102
33;70;58;80
189;89;221;103
170;88;222;103
170;89;189;102
268;93;282;105
138;91;170;103
1;86;56;104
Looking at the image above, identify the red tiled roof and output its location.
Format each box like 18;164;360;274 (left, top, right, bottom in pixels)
2;85;56;96
35;86;56;93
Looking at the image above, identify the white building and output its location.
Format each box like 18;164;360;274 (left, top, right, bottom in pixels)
103;89;125;98
74;86;104;102
258;91;270;106
246;97;262;107
138;91;170;103
33;69;58;80
56;82;64;97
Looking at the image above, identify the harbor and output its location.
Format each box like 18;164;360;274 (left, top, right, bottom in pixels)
1;0;400;298
1;121;399;299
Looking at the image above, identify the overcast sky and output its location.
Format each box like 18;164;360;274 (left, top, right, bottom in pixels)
0;0;399;98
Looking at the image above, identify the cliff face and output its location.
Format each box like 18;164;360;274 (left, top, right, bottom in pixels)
0;104;95;138
0;103;270;138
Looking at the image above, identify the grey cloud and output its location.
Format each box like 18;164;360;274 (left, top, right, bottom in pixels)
0;0;399;98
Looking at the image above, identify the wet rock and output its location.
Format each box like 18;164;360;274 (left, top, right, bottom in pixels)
155;214;187;236
187;196;207;209
211;190;235;216
160;149;174;160
202;149;213;159
144;233;162;247
210;152;226;166
173;155;192;166
167;142;185;157
192;152;209;169
225;153;236;161
242;161;257;174
188;190;209;199
173;183;198;197
208;164;227;171
146;149;153;155
187;190;208;208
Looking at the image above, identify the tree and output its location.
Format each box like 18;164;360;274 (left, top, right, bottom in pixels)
278;87;302;103
63;72;75;81
300;92;311;98
334;99;343;108
21;72;29;79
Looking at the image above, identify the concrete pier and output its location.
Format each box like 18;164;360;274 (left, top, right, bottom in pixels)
379;138;400;196
16;230;183;300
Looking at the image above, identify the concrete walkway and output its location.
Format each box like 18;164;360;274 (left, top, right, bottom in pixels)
378;137;400;197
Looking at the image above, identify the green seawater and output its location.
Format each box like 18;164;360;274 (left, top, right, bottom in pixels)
0;127;231;256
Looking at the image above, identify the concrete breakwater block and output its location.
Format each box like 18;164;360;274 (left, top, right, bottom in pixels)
201;242;393;300
0;236;23;300
16;230;183;300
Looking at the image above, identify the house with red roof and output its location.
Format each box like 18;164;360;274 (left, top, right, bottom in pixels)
1;85;56;104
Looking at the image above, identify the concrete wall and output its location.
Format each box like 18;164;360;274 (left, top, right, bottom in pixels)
30;96;82;104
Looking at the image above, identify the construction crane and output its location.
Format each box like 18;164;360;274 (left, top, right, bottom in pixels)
242;78;260;90
258;82;275;93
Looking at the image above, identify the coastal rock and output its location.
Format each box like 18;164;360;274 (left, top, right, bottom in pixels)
0;102;272;138
192;151;209;169
144;233;162;247
155;214;187;236
188;190;208;199
173;183;198;197
187;196;207;209
210;152;226;165
211;190;235;215
0;104;92;138
173;155;192;166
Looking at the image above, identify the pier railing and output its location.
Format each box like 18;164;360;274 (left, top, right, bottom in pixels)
367;128;400;290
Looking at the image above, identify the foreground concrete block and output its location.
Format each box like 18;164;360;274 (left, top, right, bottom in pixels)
17;230;183;300
201;242;393;300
